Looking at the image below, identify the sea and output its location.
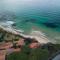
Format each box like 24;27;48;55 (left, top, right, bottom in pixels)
15;11;60;43
0;0;60;43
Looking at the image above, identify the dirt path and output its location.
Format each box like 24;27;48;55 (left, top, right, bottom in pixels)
0;48;21;60
0;50;6;60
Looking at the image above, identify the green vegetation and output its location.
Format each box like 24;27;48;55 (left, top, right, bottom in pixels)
7;44;60;60
29;48;49;60
0;28;20;42
7;45;49;60
54;44;60;50
0;31;6;42
7;46;30;60
14;35;20;41
0;28;60;60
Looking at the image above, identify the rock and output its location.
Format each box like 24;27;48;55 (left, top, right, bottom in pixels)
43;22;58;28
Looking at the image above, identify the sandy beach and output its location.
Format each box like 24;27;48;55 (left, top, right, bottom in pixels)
0;24;52;44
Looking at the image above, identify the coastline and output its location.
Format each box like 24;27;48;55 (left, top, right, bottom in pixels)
0;22;59;60
0;23;53;44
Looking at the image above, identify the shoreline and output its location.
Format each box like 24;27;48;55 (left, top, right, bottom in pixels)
0;24;52;44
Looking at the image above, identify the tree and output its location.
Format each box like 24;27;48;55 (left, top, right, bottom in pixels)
29;48;49;60
0;31;6;42
7;45;31;60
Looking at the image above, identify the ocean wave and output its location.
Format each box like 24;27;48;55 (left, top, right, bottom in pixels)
0;21;15;28
30;30;51;44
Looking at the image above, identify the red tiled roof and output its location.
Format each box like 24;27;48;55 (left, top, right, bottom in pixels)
29;42;40;48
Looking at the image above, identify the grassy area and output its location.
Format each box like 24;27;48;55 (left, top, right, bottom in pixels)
54;44;60;51
7;45;49;60
7;44;60;60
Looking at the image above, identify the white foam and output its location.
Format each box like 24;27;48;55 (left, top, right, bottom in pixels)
6;21;15;25
0;21;15;28
30;30;51;44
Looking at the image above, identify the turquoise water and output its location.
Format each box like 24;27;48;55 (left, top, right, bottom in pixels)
14;12;60;41
0;0;60;43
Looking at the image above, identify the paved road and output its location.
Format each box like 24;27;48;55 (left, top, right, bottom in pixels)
52;54;60;60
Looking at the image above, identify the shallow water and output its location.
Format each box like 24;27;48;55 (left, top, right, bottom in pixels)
14;14;60;44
